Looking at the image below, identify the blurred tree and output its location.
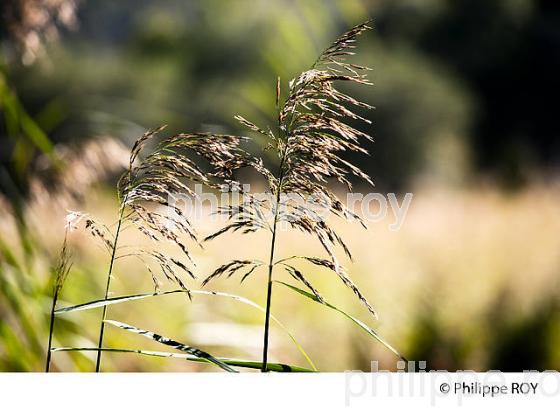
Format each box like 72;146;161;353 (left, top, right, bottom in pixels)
3;0;559;193
374;0;560;186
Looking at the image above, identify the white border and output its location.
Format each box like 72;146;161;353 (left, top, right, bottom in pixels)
1;372;559;409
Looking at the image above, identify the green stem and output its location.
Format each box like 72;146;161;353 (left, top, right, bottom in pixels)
262;219;278;371
261;149;287;372
52;347;314;372
95;204;125;372
45;287;58;372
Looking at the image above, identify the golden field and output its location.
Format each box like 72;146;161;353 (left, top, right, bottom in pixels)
1;180;559;371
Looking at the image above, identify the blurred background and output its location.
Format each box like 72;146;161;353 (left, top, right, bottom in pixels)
1;0;559;372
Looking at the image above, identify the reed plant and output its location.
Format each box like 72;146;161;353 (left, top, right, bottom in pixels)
47;21;405;372
203;20;397;371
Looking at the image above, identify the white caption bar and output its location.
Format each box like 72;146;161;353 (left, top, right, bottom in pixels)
1;372;558;409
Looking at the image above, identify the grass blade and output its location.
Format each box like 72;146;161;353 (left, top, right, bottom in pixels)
51;347;314;372
193;358;312;372
104;319;237;372
196;291;318;371
54;291;173;314
55;289;317;370
276;281;407;362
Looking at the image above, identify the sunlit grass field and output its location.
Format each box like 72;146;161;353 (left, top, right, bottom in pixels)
1;181;559;371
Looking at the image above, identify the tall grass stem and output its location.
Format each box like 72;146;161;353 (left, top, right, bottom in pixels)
45;287;58;372
45;230;70;372
261;149;286;372
94;204;125;372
